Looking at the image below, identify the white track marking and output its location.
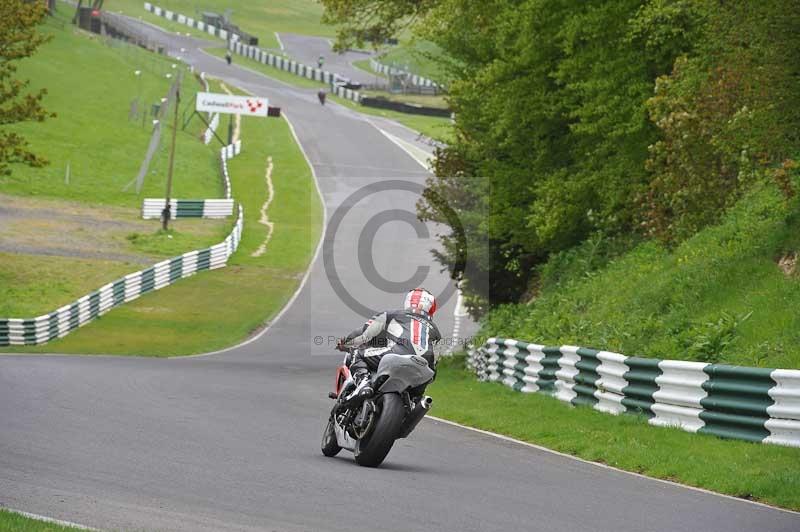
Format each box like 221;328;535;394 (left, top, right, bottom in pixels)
251;156;275;258
275;32;285;51
426;416;800;515
373;126;432;171
172;111;327;359
2;508;99;530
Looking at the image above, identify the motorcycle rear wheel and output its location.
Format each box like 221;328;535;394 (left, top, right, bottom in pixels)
354;393;404;467
321;416;342;457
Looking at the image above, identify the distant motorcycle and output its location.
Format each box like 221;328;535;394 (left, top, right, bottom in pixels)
321;349;434;467
317;90;326;105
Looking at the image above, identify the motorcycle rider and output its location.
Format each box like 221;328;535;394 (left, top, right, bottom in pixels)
337;288;441;399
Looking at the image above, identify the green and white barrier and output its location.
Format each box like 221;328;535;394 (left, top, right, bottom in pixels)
368;58;441;89
0;143;245;347
141;198;234;219
229;41;363;104
144;2;229;40
468;338;800;447
144;3;364;103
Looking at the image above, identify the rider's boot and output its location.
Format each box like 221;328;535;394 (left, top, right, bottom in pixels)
352;369;374;399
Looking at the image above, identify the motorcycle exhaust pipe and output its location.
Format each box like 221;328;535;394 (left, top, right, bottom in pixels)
397;396;433;439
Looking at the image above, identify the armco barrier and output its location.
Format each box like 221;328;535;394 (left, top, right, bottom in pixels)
360;96;451;117
0;143;245;347
468;337;800;447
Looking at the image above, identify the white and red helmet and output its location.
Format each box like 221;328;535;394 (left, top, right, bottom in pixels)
404;288;437;316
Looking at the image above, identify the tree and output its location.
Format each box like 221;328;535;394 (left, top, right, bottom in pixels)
0;0;54;176
321;0;438;51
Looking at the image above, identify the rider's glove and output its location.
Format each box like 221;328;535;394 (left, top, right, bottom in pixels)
335;338;348;352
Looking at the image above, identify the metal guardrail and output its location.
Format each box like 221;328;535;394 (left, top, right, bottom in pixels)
468;337;800;447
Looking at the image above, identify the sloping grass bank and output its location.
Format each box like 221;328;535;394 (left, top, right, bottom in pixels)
481;183;800;369
429;356;800;510
5;10;220;206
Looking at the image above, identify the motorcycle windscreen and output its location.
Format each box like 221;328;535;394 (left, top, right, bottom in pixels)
375;354;435;393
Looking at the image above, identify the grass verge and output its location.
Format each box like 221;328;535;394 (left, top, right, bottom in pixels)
7;91;323;355
1;10;234;321
429;355;800;511
329;95;453;143
0;509;82;532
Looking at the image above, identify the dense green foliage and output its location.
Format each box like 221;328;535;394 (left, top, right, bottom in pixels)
480;183;800;368
323;0;800;313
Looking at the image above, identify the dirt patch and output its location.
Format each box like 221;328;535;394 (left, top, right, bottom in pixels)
777;251;798;277
0;194;225;263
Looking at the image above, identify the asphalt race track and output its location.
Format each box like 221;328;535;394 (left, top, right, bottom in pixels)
1;20;799;532
276;32;377;85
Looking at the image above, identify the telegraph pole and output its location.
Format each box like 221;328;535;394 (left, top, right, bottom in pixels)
162;74;181;230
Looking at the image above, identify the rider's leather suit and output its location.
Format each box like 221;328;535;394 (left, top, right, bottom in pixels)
343;309;441;374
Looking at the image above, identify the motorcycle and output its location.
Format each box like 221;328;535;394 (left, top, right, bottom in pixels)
321;349;435;467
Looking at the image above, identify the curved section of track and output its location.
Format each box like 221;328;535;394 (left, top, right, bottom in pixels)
1;20;798;532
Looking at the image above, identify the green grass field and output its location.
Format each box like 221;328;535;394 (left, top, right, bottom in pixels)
379;40;446;82
429;355;800;510
7;86;323;355
109;0;334;50
0;509;82;532
5;12;222;206
1;10;234;322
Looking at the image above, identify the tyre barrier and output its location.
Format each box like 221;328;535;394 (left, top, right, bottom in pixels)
467;338;800;447
368;58;441;89
228;41;363;104
0;144;245;347
141;198;234;219
144;2;230;40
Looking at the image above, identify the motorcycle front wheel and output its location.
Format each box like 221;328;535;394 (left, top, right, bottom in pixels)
354;393;404;467
321;415;342;457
